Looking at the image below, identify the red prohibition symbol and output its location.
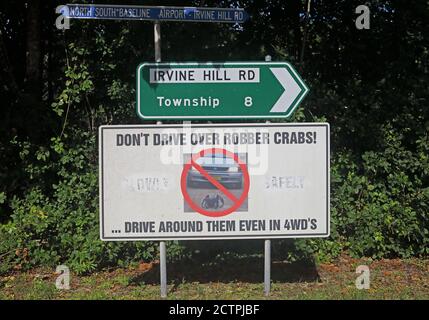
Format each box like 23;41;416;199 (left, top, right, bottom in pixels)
181;148;250;218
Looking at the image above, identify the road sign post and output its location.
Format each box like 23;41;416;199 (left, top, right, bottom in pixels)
264;239;271;296
70;2;249;298
80;3;321;298
264;55;272;297
136;62;309;120
153;23;166;297
160;240;167;298
154;21;161;63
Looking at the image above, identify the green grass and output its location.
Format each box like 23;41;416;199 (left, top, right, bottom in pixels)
0;256;428;300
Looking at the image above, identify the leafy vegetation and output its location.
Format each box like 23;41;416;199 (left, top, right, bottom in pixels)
0;0;428;274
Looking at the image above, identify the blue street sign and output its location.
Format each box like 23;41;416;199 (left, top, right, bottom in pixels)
63;4;249;23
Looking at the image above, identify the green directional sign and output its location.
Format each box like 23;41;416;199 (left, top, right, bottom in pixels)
136;62;309;120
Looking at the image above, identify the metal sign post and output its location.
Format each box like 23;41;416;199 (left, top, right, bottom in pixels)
154;24;166;297
70;3;248;299
84;3;328;300
154;21;161;63
263;56;271;297
264;239;271;296
160;240;167;298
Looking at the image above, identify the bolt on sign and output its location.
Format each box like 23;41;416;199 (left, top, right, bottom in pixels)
136;62;309;120
99;123;329;240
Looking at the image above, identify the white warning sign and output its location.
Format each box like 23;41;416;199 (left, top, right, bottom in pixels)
99;123;330;240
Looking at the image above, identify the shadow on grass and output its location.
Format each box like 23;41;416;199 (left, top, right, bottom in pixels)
130;256;320;286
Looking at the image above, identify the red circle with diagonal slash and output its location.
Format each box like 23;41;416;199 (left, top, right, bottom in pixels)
181;148;250;218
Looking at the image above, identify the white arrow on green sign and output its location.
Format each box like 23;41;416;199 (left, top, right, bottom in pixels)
136;62;309;120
